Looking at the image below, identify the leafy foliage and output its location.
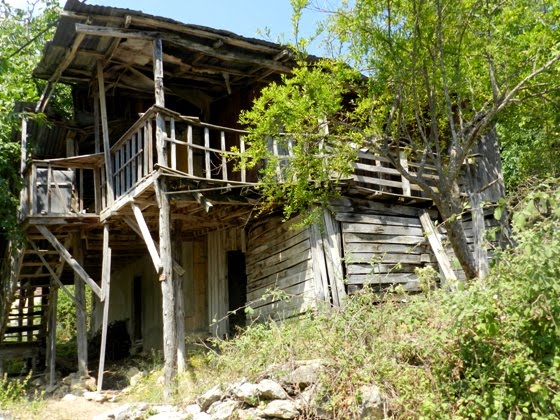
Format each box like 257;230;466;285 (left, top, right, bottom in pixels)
242;0;560;279
239;60;362;223
0;0;62;239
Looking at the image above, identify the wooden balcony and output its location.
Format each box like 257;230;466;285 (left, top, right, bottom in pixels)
21;105;437;224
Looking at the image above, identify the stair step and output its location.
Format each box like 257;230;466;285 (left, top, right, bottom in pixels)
5;325;44;333
8;311;44;317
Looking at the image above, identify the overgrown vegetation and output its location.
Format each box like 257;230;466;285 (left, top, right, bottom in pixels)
241;0;560;280
125;179;560;418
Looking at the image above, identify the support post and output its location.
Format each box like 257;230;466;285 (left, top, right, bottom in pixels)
20;116;29;218
46;284;58;387
72;232;88;377
157;179;177;399
153;38;167;166
173;237;185;373
97;61;114;206
470;193;489;279
399;150;411;197
97;223;112;392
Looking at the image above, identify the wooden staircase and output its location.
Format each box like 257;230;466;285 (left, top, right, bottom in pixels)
0;236;65;374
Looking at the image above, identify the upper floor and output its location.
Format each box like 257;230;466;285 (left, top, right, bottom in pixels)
18;0;437;226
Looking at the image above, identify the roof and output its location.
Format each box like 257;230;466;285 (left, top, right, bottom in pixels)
34;0;295;98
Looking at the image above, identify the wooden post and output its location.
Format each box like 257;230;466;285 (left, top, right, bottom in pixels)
173;237;186;373
157;179;177;399
46;283;58;387
240;136;246;183
220;131;227;181
153;37;167;167
20;115;27;175
204;128;211;179
72;232;88;377
399;150;411;197
97;223;112;392
153;38;165;107
94;89;101;154
97;61;114;206
470;193;489;279
187;125;194;176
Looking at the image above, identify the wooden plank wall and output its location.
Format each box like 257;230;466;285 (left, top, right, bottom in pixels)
331;198;438;293
246;216;318;321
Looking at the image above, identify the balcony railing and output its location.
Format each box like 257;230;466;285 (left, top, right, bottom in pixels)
107;105;254;205
20;105;438;220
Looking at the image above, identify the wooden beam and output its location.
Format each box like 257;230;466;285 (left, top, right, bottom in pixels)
130;203;163;273
75;24;291;74
418;210;458;284
97;61;114;206
75;23;155;40
36;225;102;298
50;32;86;83
97;223;112;392
123;214;185;276
73;232;88;376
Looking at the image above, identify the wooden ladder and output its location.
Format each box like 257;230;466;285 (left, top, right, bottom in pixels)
0;237;64;374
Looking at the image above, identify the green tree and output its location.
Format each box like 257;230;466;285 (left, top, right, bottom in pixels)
241;0;560;279
0;0;61;239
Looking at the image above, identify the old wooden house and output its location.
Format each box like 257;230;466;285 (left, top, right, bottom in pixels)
0;0;501;390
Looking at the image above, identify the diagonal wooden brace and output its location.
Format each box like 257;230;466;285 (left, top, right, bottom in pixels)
127;203;185;276
36;225;102;298
129;203;163;273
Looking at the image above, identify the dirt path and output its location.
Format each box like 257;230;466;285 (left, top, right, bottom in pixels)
6;396;120;420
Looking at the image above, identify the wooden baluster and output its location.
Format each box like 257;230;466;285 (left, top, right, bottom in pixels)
30;163;36;215
272;138;283;181
187;125;193;176
47;165;52;213
79;168;84;212
136;130;143;181
125;140;131;192
170;118;176;170
240;135;246;183
399;150;411;196
114;151;119;199
120;147;126;195
204;127;211;179
221;131;227;181
94;166;101;213
131;134;137;187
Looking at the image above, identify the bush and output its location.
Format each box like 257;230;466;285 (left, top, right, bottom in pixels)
438;178;560;418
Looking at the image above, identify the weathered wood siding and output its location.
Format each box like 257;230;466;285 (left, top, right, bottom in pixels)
246;216;318;321
331;198;438;292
